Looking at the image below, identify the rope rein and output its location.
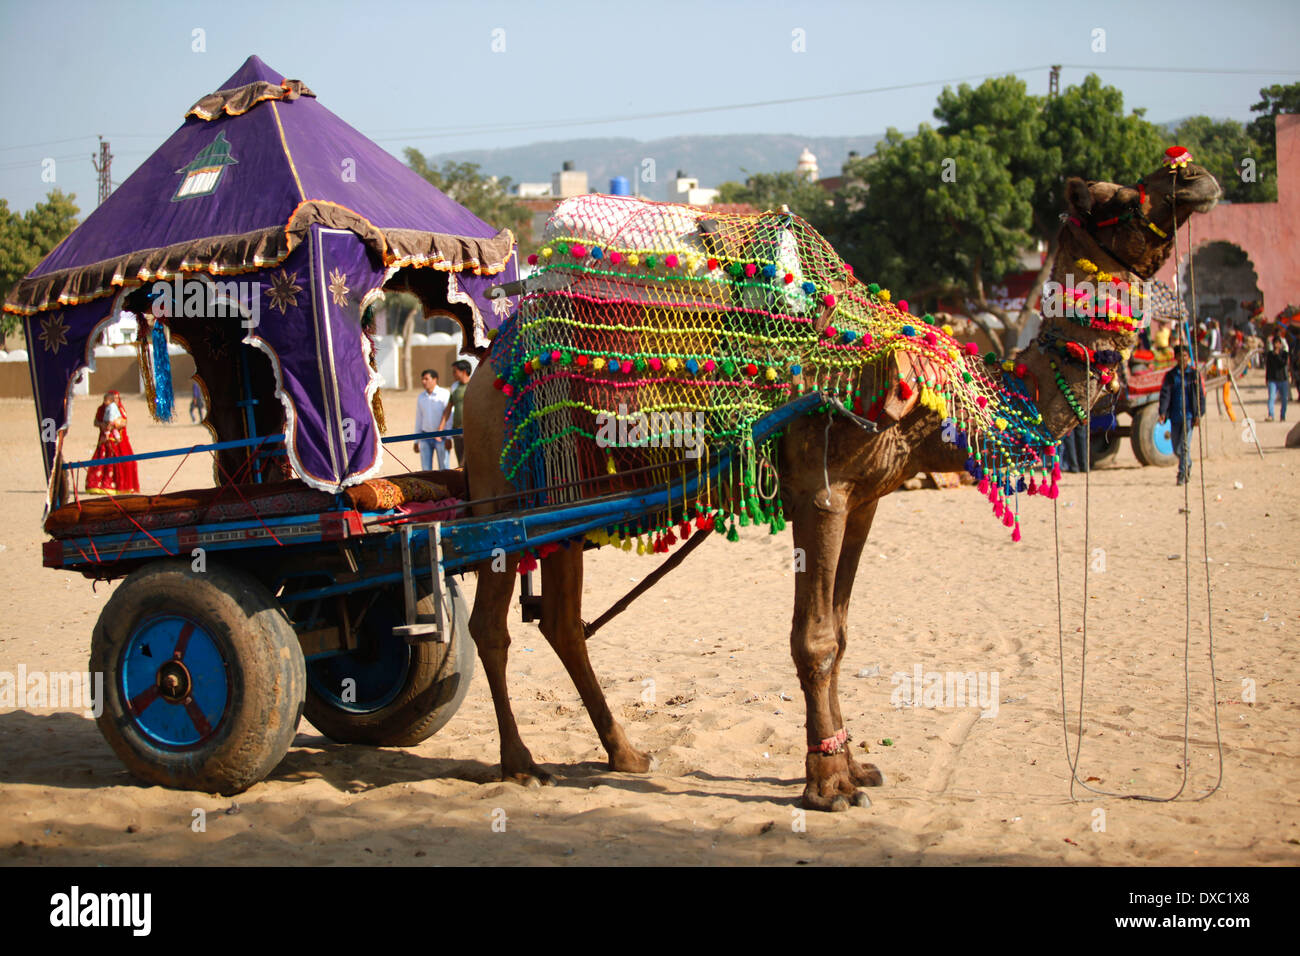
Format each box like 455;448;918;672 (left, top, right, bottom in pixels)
1054;174;1224;802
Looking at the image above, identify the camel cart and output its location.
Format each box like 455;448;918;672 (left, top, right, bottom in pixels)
1087;279;1259;467
6;55;532;793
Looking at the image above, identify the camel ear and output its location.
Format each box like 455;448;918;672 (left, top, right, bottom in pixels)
1065;177;1094;216
1114;186;1141;207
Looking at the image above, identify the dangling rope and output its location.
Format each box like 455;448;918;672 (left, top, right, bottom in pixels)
1054;179;1224;802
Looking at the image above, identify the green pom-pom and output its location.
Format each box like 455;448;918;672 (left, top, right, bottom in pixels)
867;282;881;294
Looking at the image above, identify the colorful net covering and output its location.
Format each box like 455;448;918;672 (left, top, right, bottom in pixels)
490;195;1061;556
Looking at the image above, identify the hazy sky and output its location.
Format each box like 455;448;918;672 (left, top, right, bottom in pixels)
2;0;1298;214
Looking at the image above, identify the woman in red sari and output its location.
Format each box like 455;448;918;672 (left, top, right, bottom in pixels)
85;391;140;495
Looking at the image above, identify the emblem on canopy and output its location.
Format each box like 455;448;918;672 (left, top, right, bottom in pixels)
173;131;239;201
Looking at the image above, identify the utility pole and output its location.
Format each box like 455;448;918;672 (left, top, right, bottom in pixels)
92;136;113;206
1049;65;1060;99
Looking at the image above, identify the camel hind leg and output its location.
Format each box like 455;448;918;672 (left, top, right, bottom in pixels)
539;541;653;773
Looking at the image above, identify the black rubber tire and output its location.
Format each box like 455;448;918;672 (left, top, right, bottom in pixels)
303;577;475;747
90;559;306;795
1089;430;1123;469
1131;403;1178;468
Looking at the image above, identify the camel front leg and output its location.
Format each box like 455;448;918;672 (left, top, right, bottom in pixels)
831;497;885;790
789;493;871;811
539;542;652;773
468;557;555;787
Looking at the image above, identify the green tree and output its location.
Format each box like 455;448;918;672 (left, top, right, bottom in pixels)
0;189;80;343
1172;116;1273;203
829;126;1034;321
403;152;533;245
1247;81;1300;155
834;74;1168;352
715;170;833;226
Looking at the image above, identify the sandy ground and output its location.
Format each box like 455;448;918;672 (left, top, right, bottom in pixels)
0;378;1297;866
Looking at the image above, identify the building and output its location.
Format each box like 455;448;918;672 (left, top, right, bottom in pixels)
551;160;588;199
796;147;819;182
1155;113;1300;325
668;170;719;206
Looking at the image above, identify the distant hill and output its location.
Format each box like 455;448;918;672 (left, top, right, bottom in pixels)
419;133;887;199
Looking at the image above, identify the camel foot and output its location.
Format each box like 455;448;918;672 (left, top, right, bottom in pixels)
847;758;885;788
801;752;873;812
608;748;655;774
504;768;556;788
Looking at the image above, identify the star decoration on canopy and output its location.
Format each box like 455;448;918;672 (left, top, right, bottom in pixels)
266;269;303;315
38;312;68;354
328;268;350;308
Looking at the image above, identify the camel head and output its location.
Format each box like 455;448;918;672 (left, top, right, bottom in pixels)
1061;147;1221;280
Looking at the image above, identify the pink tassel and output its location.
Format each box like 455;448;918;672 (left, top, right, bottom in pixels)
994;499;1004;518
1012;524;1022;542
1052;462;1062;481
1027;478;1038;496
1003;510;1015;528
978;478;989;495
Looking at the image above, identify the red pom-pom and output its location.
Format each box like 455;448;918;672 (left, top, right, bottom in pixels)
744;263;758;278
707;258;719;270
898;380;913;400
665;254;679;267
518;553;537;574
570;244;587;258
576;354;589;367
527;254;538;265
609;251;623;265
648;357;662;371
823;294;837;308
1014;363;1027;377
898;299;908;312
784;273;795;284
824;325;838;338
550;349;562;362
744;362;758;376
501;384;514;397
976;395;988;409
862;332;873;347
493;377;506;390
965;342;980;355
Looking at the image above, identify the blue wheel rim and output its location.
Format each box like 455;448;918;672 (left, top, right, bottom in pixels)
121;615;229;749
1153;418;1175;457
307;624;411;715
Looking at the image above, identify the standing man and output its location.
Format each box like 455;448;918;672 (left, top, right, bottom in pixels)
1265;335;1289;422
438;359;472;466
413;368;449;471
1158;345;1206;486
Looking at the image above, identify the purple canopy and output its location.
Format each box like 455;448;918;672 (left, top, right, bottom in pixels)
7;55;518;501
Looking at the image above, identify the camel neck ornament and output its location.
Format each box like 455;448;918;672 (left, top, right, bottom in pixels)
461;148;1220;812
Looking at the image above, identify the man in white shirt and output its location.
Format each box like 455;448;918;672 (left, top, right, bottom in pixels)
413;368;450;471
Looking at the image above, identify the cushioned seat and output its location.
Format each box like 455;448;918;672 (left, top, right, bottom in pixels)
46;469;468;538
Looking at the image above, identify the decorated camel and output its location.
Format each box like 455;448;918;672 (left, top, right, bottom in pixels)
460;147;1221;810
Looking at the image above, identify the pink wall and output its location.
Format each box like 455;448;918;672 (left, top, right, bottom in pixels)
1156;113;1300;315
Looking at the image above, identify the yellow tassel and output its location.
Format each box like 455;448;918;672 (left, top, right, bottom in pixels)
371;391;387;434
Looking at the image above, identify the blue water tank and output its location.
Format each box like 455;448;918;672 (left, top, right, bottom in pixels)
609;176;631;196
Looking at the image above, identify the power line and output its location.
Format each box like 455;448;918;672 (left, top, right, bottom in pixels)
368;63;1300;144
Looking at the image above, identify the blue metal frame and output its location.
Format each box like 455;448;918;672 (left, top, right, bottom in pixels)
49;394;832;614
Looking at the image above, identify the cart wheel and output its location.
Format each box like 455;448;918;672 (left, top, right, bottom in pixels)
303;577;475;747
1131;404;1177;467
91;560;306;795
1089;430;1123;468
